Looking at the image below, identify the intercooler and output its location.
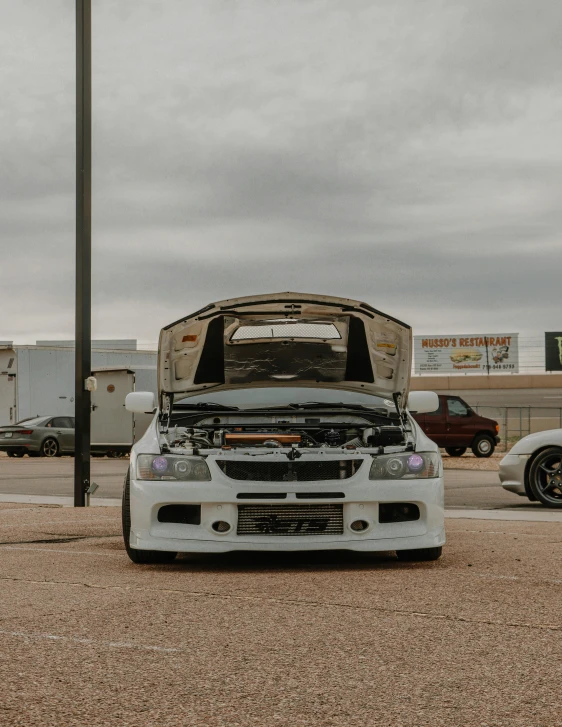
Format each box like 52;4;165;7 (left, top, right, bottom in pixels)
237;504;344;536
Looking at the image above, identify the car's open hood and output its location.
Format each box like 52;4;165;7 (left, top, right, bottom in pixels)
158;293;412;409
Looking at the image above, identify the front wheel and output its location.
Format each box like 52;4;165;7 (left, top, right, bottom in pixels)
396;546;442;562
41;438;59;457
471;434;495;458
528;447;562;508
445;447;467;457
122;470;177;564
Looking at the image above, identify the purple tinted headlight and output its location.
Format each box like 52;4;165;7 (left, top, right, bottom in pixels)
407;454;425;472
137;454;211;481
152;456;169;473
370;452;439;480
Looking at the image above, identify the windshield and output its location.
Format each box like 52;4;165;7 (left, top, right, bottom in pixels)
175;387;396;411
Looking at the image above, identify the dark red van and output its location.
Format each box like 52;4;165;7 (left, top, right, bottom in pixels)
412;394;500;457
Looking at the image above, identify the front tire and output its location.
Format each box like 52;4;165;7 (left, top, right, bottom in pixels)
445;447;467;457
528;447;562;508
471;434;495;458
396;546;442;562
41;438;60;457
122;470;177;564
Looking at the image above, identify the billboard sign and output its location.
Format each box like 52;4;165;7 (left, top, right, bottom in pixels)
545;332;562;372
414;334;519;374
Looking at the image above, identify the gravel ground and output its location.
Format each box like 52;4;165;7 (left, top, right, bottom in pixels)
442;453;502;471
0;503;560;727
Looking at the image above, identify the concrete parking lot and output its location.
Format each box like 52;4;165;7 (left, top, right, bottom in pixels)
0;502;561;727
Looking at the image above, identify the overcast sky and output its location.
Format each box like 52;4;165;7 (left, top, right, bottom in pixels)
1;0;561;346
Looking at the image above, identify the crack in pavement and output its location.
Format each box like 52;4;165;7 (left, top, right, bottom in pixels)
0;545;121;556
0;533;119;545
0;599;126;625
0;575;559;633
0;536;88;545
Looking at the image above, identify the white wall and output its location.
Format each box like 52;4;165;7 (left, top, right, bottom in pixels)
4;346;157;425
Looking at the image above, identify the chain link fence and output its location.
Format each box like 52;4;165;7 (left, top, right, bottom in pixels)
471;406;562;452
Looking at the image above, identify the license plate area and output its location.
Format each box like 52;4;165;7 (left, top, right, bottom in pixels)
237;504;344;536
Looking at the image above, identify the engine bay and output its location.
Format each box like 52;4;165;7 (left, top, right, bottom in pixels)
161;410;414;456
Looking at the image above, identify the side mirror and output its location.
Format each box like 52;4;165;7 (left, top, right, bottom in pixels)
407;391;439;414
125;391;156;414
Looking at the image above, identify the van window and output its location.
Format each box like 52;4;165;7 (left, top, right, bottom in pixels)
447;398;469;417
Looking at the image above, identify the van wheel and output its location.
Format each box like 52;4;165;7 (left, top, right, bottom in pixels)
396;547;442;562
122;470;177;564
471;434;495;458
445;447;466;457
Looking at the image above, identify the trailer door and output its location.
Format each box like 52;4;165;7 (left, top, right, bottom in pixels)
0;347;17;426
91;370;134;447
0;373;16;426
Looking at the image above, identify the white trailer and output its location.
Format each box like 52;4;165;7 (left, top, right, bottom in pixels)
0;342;157;449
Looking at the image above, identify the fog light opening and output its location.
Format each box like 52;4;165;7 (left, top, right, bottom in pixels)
212;520;232;534
350;519;369;532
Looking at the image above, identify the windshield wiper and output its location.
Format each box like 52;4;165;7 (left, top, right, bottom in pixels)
173;403;239;411
287;402;393;416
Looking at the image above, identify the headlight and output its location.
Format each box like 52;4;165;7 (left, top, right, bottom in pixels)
136;454;211;481
369;452;440;480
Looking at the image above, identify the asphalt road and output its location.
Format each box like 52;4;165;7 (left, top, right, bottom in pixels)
1;503;561;727
0;455;545;510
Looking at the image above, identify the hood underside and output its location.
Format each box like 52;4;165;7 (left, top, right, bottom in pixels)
158;293;412;406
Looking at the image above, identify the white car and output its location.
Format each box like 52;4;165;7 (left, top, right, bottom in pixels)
499;430;562;507
123;293;445;564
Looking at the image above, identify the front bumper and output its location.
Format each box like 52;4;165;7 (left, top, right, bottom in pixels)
498;454;528;496
128;458;445;553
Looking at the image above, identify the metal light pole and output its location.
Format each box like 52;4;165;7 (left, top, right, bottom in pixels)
74;0;92;507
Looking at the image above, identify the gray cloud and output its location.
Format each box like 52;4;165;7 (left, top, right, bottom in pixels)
1;0;562;345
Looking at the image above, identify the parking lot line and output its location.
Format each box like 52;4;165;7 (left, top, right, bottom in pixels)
0;494;120;507
0;629;181;653
445;508;562;522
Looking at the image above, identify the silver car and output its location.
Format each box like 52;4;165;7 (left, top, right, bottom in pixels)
499;429;562;508
0;416;75;457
